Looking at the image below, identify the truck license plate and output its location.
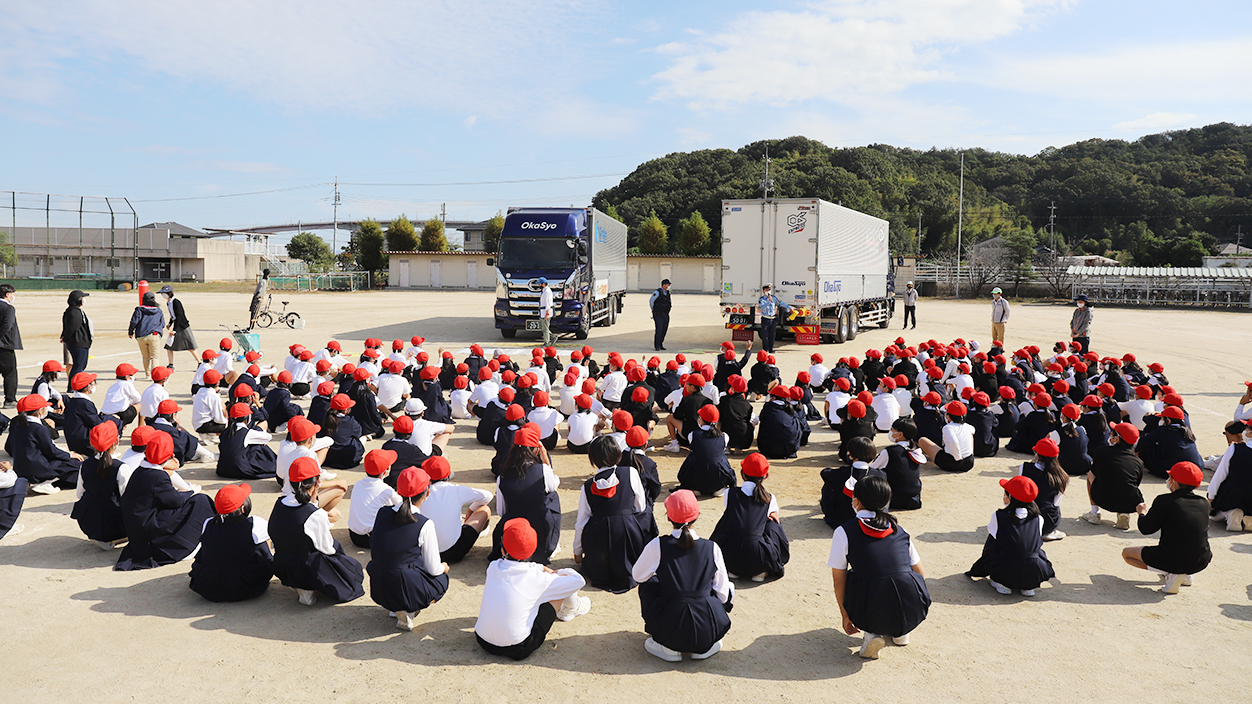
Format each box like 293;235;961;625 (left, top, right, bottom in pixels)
729;314;753;325
525;320;541;331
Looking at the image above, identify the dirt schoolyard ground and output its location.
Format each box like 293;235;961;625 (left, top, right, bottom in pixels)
2;288;1250;703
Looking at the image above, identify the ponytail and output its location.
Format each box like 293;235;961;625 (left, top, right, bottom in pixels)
672;520;696;550
322;410;343;436
853;475;898;530
396;493;424;525
1061;419;1078;438
293;477;319;505
745;473;772;506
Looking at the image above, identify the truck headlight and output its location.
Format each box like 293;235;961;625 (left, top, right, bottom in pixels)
495;280;507;298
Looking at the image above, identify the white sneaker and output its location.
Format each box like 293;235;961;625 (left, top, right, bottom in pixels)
989;579;1012;595
727;572;740;580
322;471;338;481
1115;513;1131;530
197;433;218;446
1161;573;1186;594
859;633;886;659
30;481;60;495
691;640;722;660
396;611;416;631
187;484;203;494
1226;508;1245;532
892;633;910;646
1204;454;1221;470
1020;589;1036;597
1042;530;1066;541
750;573;767;583
644;637;682;662
1181;574;1193;587
297;589;318;606
662;440;681;453
556;595;591;621
1080;509;1101;525
1244;516;1252;532
713;488;727;498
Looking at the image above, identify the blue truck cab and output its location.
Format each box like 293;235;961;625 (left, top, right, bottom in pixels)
490;207;627;340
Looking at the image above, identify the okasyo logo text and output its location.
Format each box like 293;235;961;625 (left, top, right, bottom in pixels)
521;221;557;231
786;212;807;234
823;280;842;292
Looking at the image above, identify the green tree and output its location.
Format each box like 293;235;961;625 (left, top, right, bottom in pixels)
677;210;711;255
0;230;14;274
482;213;504;252
355;219;388;273
419;218;448;252
1003;229;1037;296
286;231;335;272
385;215;419;251
603;204;625;226
637;210;668;254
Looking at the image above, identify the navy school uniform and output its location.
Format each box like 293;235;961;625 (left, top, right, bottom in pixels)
321;414;366;469
677;427;735;496
1211;443;1252;514
5;417;80;487
269;496;365;602
836;417;877;463
438;359;457;390
1100;398;1121;429
413;380;451;424
475;401;508;445
1136;424;1204;479
215;423;278;480
115;465;216;571
624;451;662;504
336;373;355;398
380;437;431;490
366;508;449;614
1057;426;1092;477
718;394;755;450
230;372;267;401
747;362;778;396
992;401;1020;439
821;462;886;529
622;386;659;428
713;349;752;392
1138;487;1212;576
490;463;562;565
70;454;127;542
463;355;486;383
1006;410;1055;454
262;387;303;431
793;401;811;446
306;394;331;427
911;403;945;447
189;516;274;602
0;474;26;540
350;387;385;438
1078;411;1109;447
578;466;657;593
968;407;999;457
491;423;521;477
63;395;120;456
838;515;930;638
1020;462;1063;535
876;444;924;511
1105;370;1131;403
1088;443;1145;513
638;535;733;655
152;418;201;467
966;507;1055;590
710;483;790;578
653;370;680;407
757;401;801;460
800;385;822;421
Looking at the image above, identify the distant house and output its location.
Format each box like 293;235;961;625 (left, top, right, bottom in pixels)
459;220;491;252
1204;243;1252;268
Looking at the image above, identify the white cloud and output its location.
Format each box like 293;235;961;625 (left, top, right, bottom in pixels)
464;116;478;128
1112;112;1200;132
651;0;1070;108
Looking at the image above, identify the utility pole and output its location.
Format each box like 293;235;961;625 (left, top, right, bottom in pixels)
917;212;922;259
759;147;774;199
1048;201;1058;260
332;178;340;258
441;202;446;222
956;152;964;299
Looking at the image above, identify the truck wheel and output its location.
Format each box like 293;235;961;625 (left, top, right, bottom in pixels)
846;307;858;341
832;307;847;344
500;328;516;339
878;300;892;328
574;312;590;340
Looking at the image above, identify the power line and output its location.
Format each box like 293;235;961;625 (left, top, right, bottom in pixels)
338;172;628;187
131;184;325;203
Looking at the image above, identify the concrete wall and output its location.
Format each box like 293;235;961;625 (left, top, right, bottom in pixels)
386;252;724;292
8;227;256;281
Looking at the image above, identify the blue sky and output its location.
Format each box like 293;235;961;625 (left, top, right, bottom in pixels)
2;0;1248;246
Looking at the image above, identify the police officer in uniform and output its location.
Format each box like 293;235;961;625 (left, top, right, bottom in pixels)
649;279;672;351
902;282;917;329
756;284;790;355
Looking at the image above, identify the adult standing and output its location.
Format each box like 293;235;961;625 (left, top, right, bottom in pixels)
757;284;790;355
60;290;93;391
649;279;672;351
160;285;198;370
1070;294;1092;354
537;277;554;346
0;284;22;408
248;268;270;331
990;287;1010;344
128;292;165;380
902;282;917;330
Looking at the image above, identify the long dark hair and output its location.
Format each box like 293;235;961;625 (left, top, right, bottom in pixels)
396;490;428;525
217;497;252;525
588;435;621;469
322;410;343;436
1005;494;1041;521
741;471;773;506
1165;416;1196;443
293;476;319;505
670;518;697;550
891;417;918;449
222;416;248;441
1036;456;1069;493
853;475;898;530
503;444;542;481
1060;417;1079;438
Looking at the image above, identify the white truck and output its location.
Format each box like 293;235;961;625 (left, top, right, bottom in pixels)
719;198;894;344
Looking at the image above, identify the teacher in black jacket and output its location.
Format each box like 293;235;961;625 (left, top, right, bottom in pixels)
0;284;21;408
159;285;198;370
1121;461;1212;594
61;290;93;391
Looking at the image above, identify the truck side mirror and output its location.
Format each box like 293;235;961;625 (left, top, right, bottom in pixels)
578;253;588;265
486;258;494;267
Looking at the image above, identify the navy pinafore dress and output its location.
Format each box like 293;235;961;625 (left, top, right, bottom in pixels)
579;466;657;593
967;508;1055;591
367;508;450;613
639;536;732;654
269;499;365;603
677;428;735;496
710;487;790;578
840;518;930;638
490;463;562;564
189;517;274;602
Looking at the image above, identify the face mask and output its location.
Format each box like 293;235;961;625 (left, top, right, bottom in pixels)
1077;302;1085;308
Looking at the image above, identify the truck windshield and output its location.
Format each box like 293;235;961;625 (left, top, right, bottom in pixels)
498;237;574;269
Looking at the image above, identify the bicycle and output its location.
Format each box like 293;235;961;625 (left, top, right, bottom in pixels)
254;294;304;329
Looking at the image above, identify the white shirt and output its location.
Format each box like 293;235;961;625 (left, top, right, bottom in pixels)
214;351;234;376
558;385;579;416
468;380;501;411
564;363;587;388
598;370;627;403
941;422;975;460
375;374;412;409
526;365;551;394
140;382;170;419
347;476;402;536
201;515;270;545
986;507;1043;539
279;494;336;555
1236;404;1252;423
290;360;317;385
406;417;448;456
475;559;585;647
100;379;142;415
573;465;648;556
495;463;559;518
538;286;554;319
871;441;927;469
0;466;16;490
276;440;332;497
951;373;974;399
231;421;273;447
632;529;733;604
1118;399;1159;430
419;481;494;552
892;387;913;416
871;393;901;432
663;388;684;414
528;406;563;439
116;448;145;495
827;510;921;569
33;379;61;405
193;362;213;386
808;363;829;386
283;354;300;374
567;411;599;446
723;480;779;516
192;387;227;428
826;391;850;425
450;389;473;419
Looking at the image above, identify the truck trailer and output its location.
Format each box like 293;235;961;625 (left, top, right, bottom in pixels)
719;198;894;344
490;207;627;340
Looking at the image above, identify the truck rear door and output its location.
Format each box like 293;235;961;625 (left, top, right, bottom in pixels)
770;200;820;313
720;200;767;305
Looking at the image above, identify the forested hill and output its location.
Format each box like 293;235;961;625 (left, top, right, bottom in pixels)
592;123;1252;266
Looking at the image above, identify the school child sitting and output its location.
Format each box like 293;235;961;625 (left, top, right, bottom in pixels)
0;461;27;540
911;391;946;446
572;436;656;593
1018;438;1069;541
192;369;229;439
321;394;368;470
31;360;66;432
624;426;662;504
417;456;493;563
662;374;714;453
719;376;757;452
492;405;527;476
968;475;1056;596
270;456;365;605
188;483;274;602
1207;423;1252;532
449;376;473;420
347;449;404;548
192;349;217;396
711;453;789;582
632;490;733;662
1056;404;1092;477
1081;422;1146;530
1007;393;1058;454
870;418;926;511
490;424;562;565
836;399;876;463
64;373;120;456
99;363;142;430
214;404;276;482
822;437;883;529
1119;384;1158;430
872;379;901;432
278;417;346;519
1122;461;1212;594
566;394;601;454
829;475;930;659
1137;406;1203;479
916;401;974;473
475;518;591;660
114;432;216;571
677;405;735;497
6;394;82;494
262;371;304;432
381;416;430;487
71;421;127;549
1078;394;1109;446
366;466;450;630
475;385;513;446
967;391;999;458
756;385;801;460
151;399;217;466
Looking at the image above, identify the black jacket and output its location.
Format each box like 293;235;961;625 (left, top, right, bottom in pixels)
62;306;92;348
1138;488;1212;575
168;298;191;331
0;300;22;350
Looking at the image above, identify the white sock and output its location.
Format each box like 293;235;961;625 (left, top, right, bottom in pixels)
169;472;193;491
1090;505;1099;514
560;594;581;611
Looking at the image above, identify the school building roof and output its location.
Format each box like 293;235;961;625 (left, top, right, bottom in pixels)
1066;265;1252;279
